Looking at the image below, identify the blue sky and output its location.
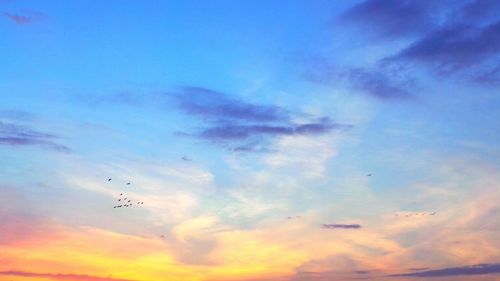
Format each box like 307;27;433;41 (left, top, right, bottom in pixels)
1;1;500;281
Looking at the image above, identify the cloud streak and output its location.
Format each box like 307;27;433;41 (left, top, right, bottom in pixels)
3;12;38;25
321;224;362;229
0;122;70;152
306;64;412;100
388;263;500;278
0;271;135;281
391;21;500;75
198;120;350;141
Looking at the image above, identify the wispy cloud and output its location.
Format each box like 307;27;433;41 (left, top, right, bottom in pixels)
306;63;412;100
388;263;500;278
321;224;362;229
0;271;135;281
3;12;36;24
0;122;70;152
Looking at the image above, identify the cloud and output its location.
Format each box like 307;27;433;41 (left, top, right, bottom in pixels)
0;271;135;281
173;86;351;151
339;0;440;39
335;0;500;87
342;68;413;100
390;21;500;75
174;86;288;122
3;13;36;24
388;263;500;277
198;120;350;141
321;224;362;229
0;122;70;152
306;64;412;100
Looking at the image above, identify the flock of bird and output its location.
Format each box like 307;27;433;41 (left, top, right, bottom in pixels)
107;178;145;209
105;172;437;229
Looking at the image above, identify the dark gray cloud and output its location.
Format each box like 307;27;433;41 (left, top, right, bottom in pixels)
0;122;70;152
0;271;134;281
173;86;351;151
390;21;500;75
174;86;288;122
322;224;362;229
198;119;349;141
389;263;500;278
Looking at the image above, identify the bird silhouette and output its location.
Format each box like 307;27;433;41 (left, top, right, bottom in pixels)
108;178;112;181
127;182;131;185
367;174;372;177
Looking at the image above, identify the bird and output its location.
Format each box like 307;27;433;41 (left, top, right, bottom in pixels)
127;182;131;185
118;199;121;201
119;193;123;196
367;174;372;177
128;200;131;202
108;178;112;181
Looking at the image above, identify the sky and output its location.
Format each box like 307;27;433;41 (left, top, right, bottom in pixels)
1;0;500;280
